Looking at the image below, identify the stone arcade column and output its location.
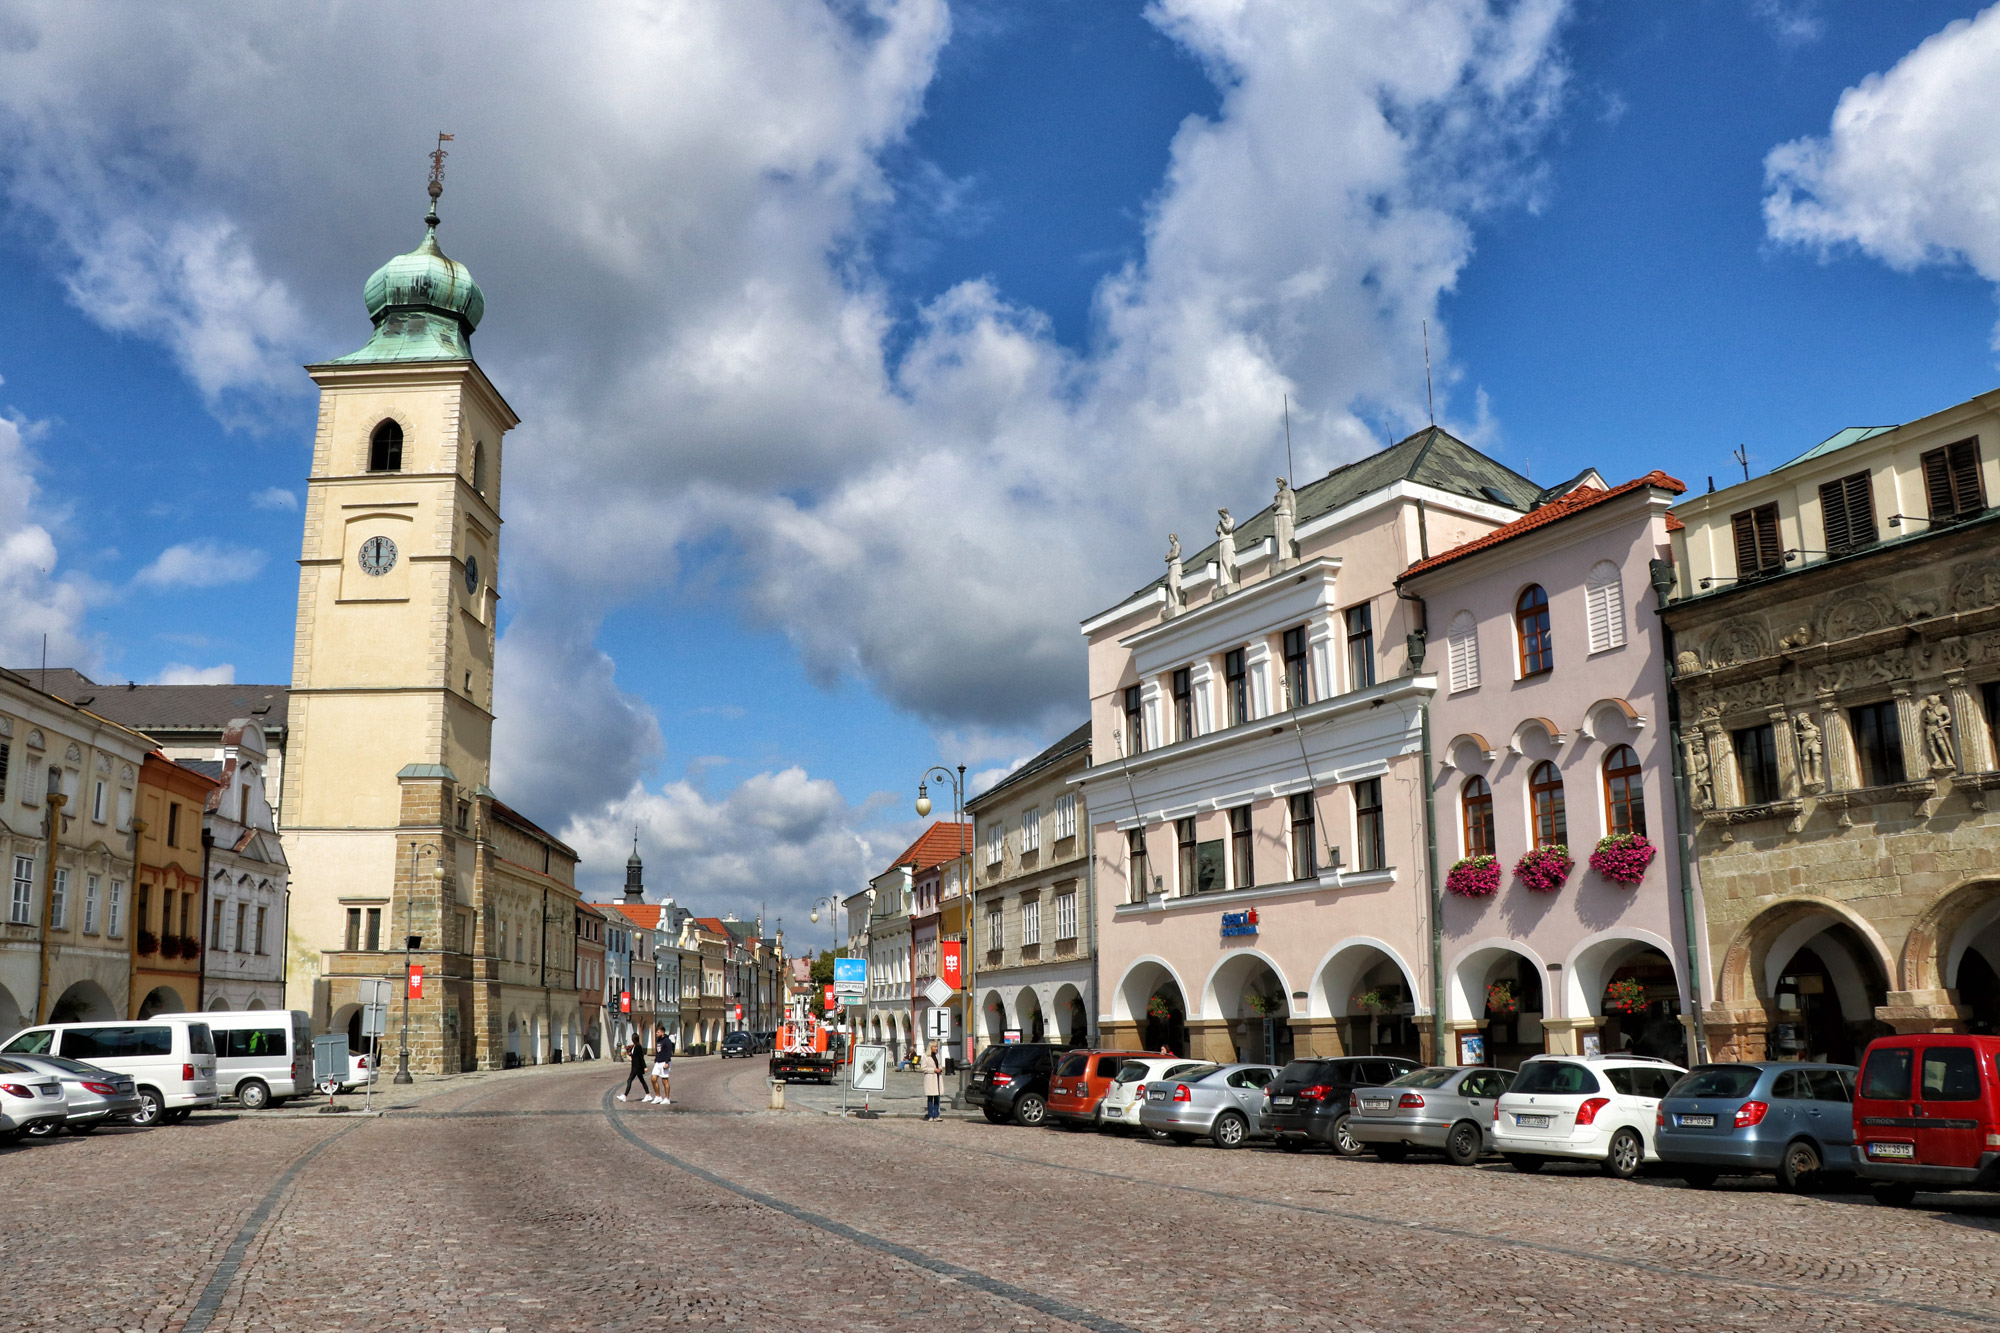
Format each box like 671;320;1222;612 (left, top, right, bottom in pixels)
1768;706;1801;799
1893;683;1925;782
1947;668;1993;774
1817;690;1856;791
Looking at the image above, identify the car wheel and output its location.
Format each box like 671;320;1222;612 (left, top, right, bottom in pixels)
1874;1181;1917;1208
1602;1128;1644;1179
1013;1093;1048;1128
1277;1135;1303;1153
24;1118;62;1139
1373;1142;1409;1163
129;1087;166;1128
1330;1113;1365;1158
1505;1153;1544;1174
983;1108;1008;1125
1445;1121;1482;1167
1679;1165;1720;1189
1212;1112;1248;1150
237;1080;271;1112
1778;1140;1822;1194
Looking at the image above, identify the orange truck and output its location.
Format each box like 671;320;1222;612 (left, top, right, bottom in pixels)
770;1015;847;1085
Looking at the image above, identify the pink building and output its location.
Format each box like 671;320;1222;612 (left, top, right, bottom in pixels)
1078;428;1543;1065
1399;471;1698;1066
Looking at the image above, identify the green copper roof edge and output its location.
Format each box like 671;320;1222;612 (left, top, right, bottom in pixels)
397;763;458;781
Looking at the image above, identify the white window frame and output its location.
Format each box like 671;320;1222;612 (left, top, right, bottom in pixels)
92;780;107;823
985;819;1005;866
108;880;124;938
50;867;67;930
1585;560;1626;654
1020;897;1041;947
84;874;100;934
1447;609;1480;694
986;904;1003;952
1053;792;1077;841
1020;807;1041;853
1054;889;1077;941
212;897;227;951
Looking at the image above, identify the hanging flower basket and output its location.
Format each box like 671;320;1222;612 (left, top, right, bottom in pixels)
1486;979;1519;1015
1352;988;1393;1015
1514;845;1573;893
137;930;159;957
180;936;201;960
1605;978;1649;1014
1445;855;1500;898
159;933;180;958
1589;834;1656;886
1146;995;1178;1021
1247;993;1283;1017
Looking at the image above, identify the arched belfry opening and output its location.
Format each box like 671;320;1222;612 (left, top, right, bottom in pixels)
369;420;403;472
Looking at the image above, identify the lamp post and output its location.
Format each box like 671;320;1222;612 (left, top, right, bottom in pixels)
915;764;968;1073
395;842;442;1084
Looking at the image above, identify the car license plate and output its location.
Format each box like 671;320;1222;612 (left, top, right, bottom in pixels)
1273;1096;1294;1106
1148;1089;1165;1100
1363;1097;1392;1111
1868;1141;1915;1159
1516;1114;1551;1128
1677;1114;1715;1128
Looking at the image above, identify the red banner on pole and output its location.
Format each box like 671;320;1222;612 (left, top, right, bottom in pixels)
940;940;963;990
408;965;423;999
824;984;836;1011
620;991;631;1014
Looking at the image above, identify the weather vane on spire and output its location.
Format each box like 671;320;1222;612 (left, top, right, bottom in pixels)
426;132;454;225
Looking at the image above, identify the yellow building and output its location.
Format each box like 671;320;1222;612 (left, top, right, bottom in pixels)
133;754;219;1017
284;178;580;1072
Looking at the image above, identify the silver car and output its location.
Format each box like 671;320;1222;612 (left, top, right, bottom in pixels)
1138;1062;1279;1149
1348;1066;1516;1165
1;1053;144;1136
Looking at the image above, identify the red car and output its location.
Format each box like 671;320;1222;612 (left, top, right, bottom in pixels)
1853;1033;2000;1205
1046;1048;1157;1128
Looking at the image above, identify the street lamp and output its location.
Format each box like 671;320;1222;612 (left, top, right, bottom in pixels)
395;843;444;1084
915;764;969;1077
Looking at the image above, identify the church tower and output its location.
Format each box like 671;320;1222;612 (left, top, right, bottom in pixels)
282;168;515;1013
623;839;646;905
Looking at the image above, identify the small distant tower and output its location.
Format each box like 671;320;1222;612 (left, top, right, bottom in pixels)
624;834;646;905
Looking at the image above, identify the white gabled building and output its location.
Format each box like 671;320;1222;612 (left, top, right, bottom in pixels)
196;719;291;1013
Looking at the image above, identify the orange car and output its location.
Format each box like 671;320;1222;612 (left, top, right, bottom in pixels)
1047;1048;1159;1128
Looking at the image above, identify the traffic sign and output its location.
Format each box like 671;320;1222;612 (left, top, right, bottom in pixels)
362;1003;386;1036
833;956;868;997
923;976;952;1008
851;1043;889;1092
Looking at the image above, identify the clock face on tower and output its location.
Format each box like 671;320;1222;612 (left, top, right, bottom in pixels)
358;535;398;576
464;555;480;594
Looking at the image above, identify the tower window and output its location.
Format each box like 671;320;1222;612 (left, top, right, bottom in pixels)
472;442;487;494
369;420;404;473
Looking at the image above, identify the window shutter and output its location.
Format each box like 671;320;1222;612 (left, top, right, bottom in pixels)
1923;447;1957;520
1819;478;1852;554
1732;511;1759;576
1447;611;1478;693
1585;562;1623;653
1949;439;1984;516
1755;505;1780;569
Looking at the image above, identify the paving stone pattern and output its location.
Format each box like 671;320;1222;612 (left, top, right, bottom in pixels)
3;1056;1998;1331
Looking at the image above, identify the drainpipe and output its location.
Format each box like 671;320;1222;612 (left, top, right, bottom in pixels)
196;826;214;1011
1651;558;1710;1063
1084;799;1098;1047
36;783;67;1023
1397;583;1444;1064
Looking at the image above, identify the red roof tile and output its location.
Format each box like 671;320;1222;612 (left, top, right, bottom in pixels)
887;821;972;874
611;904;664;929
1399;471;1685;582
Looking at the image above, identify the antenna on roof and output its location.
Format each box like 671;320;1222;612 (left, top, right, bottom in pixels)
1282;394;1296;483
1422;319;1435;427
1733;444;1750;482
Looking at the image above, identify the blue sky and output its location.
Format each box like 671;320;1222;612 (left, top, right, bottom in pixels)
1;1;1997;922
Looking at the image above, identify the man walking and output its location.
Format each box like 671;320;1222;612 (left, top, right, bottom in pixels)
650;1024;675;1105
617;1030;647;1102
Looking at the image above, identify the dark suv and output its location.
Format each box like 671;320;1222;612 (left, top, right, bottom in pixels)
720;1032;756;1059
1265;1056;1423;1154
965;1043;1064;1126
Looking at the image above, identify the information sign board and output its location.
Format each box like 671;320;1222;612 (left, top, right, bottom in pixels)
851;1043;890;1092
833;956;868;997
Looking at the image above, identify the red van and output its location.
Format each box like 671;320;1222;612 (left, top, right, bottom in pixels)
1852;1033;2000;1204
1046;1049;1157;1128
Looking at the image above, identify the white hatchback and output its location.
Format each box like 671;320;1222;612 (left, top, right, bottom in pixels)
1492;1054;1685;1178
1098;1057;1212;1131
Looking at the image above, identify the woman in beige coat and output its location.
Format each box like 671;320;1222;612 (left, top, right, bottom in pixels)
920;1041;944;1121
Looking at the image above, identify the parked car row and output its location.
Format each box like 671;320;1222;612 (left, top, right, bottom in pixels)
962;1034;2000;1205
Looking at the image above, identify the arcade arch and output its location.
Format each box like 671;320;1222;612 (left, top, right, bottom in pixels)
1202;950;1293;1065
49;980;116;1025
1311;939;1422;1059
1717;898;1894;1064
1449;941;1547;1068
1112;958;1187;1056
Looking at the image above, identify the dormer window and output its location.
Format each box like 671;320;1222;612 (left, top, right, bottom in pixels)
368;420;404;472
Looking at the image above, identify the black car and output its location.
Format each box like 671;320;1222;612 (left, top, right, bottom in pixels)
720;1032;756;1059
965;1042;1063;1126
1265;1056;1423;1154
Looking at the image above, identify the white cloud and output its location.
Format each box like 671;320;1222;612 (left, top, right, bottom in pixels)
0;409;96;669
1764;4;2000;345
156;662;234;685
1751;0;1824;48
249;486;297;511
133;541;265;589
0;1;1573;882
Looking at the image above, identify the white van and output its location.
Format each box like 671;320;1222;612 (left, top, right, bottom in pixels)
186;1010;314;1109
1;1018;219;1126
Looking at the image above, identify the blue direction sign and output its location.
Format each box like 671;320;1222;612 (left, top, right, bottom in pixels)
833;956;869;997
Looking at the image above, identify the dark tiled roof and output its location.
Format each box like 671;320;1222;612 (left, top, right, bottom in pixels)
12;669;289;733
1117;426;1540;605
968;721;1091;808
176;759;225;782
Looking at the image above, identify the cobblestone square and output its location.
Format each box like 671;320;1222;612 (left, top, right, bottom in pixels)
3;1056;1998;1332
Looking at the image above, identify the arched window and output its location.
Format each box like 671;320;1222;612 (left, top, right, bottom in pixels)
1529;760;1566;848
368;420;403;472
1516;584;1553;677
1585;561;1625;653
1603;744;1646;839
471;441;486;494
1446;610;1480;693
1461;775;1494;857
